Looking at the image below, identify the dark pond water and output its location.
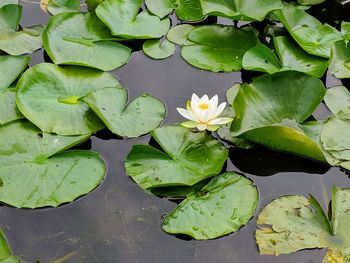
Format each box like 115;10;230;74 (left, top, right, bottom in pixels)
2;1;350;262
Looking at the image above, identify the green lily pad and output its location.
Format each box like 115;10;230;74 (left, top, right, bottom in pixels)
124;125;228;189
41;0;80;15
143;39;176;59
200;0;282;21
163;172;258;240
0;229;21;262
145;0;204;21
324;86;350;115
0;5;44;55
0;1;18;8
0;87;23;125
16;63;120;135
43;12;131;71
0;55;30;90
96;0;170;39
181;25;259;72
243;36;328;77
256;186;350;262
329;40;350;79
230;71;327;161
0;120;106;208
274;2;342;58
85;0;104;10
83;87;166;138
321;109;350;170
167;24;195;45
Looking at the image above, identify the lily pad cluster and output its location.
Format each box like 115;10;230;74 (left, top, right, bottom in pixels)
125;125;259;240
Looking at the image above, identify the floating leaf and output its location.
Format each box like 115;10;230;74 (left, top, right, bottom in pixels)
256;186;350;262
145;0;204;21
167;24;194;45
0;120;106;208
0;5;44;55
84;87;166;138
43;12;131;71
181;25;259;72
96;0;170;39
230;71;327;161
85;0;104;10
329;40;350;79
0;87;23;125
200;0;282;21
243;36;328;77
124;125;228;189
163;172;258;240
143;39;176;59
324;86;350;115
274;2;342;58
0;55;30;90
40;0;80;15
16;63;120;135
0;229;21;262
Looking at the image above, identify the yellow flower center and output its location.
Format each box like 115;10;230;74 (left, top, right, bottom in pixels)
199;103;209;110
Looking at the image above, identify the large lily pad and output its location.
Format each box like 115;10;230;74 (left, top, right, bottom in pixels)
0;55;30;90
181;25;259;72
0;120;106;208
0;5;44;55
84;87;166;138
163;172;258;240
200;0;282;21
43;12;131;71
256;186;350;262
0;88;23;125
145;0;204;21
124;125;228;189
16;63;120;135
329;40;350;79
243;36;328;78
274;2;342;58
230;71;327;161
96;0;170;39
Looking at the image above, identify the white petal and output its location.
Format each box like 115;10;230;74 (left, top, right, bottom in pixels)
200;95;210;105
191;93;200;105
207;117;233;125
212;102;226;118
210;95;218;108
177;108;194;121
199;109;211;122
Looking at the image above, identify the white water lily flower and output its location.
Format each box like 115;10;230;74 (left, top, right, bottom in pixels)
177;94;233;131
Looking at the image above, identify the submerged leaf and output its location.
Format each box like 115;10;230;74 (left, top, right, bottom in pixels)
143;39;176;59
163;172;258;240
43;12;131;71
230;71;326;161
96;0;170;39
0;120;106;208
16;63;120;135
124;125;228;189
274;2;342;58
84;87;166;138
256;186;350;262
200;0;282;21
181;25;259;72
145;0;204;21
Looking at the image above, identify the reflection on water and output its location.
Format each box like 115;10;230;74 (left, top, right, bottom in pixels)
1;1;350;262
